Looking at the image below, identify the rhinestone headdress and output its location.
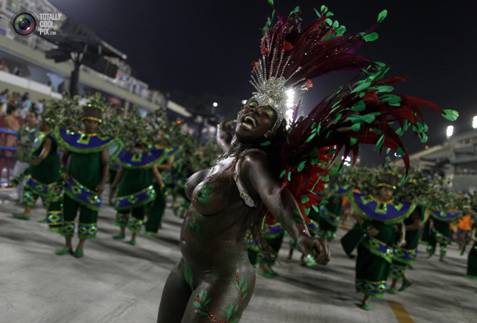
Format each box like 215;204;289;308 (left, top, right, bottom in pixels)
247;7;364;135
249;11;311;134
250;51;310;134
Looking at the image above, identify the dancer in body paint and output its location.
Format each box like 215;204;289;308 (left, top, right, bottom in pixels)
157;4;456;321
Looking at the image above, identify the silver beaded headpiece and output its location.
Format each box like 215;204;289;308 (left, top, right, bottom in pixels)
249;44;310;134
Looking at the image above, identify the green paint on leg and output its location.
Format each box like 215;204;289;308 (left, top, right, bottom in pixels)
225;304;237;321
235;272;249;300
193;289;211;317
183;262;194;290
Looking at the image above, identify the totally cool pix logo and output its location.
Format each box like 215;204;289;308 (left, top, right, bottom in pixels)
12;11;62;36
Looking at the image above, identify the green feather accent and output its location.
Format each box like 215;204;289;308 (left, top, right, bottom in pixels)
419;133;429;143
279;170;286;178
331;99;342;110
287;171;292;182
313;123;322;134
306;132;317;143
441;109;459;121
352;80;372;93
381;94;402;107
260;140;272;147
376;135;385;150
312;204;319;213
301;195;310;204
351;101;366;112
374;85;394;93
290;6;301;15
377;9;388;23
320;5;328;13
334;113;343;123
415;122;429;133
403;120;410;131
362;32;379;42
336;25;347;35
350;137;358;146
351;123;362;132
297;160;306;172
267;0;274;6
304;208;311;216
346;112;380;124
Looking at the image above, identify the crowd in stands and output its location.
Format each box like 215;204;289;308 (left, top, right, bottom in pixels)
0;89;44;186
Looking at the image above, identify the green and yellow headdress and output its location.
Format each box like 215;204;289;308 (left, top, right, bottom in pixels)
82;94;106;124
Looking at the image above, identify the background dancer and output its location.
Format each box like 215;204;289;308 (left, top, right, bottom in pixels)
111;109;171;245
55;96;115;258
13;105;62;227
12;109;38;205
351;172;411;310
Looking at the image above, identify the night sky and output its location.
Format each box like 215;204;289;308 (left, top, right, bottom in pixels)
49;0;477;155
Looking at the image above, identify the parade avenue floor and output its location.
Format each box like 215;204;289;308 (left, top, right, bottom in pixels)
0;189;475;323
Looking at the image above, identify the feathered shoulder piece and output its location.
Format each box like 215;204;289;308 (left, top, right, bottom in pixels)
426;179;469;222
350;191;416;224
55;128;116;154
112;108;179;168
116;146;176;169
52;95;119;153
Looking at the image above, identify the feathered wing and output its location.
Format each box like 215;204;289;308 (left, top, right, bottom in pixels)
256;5;373;96
254;5;386;220
281;62;458;217
253;5;458;227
